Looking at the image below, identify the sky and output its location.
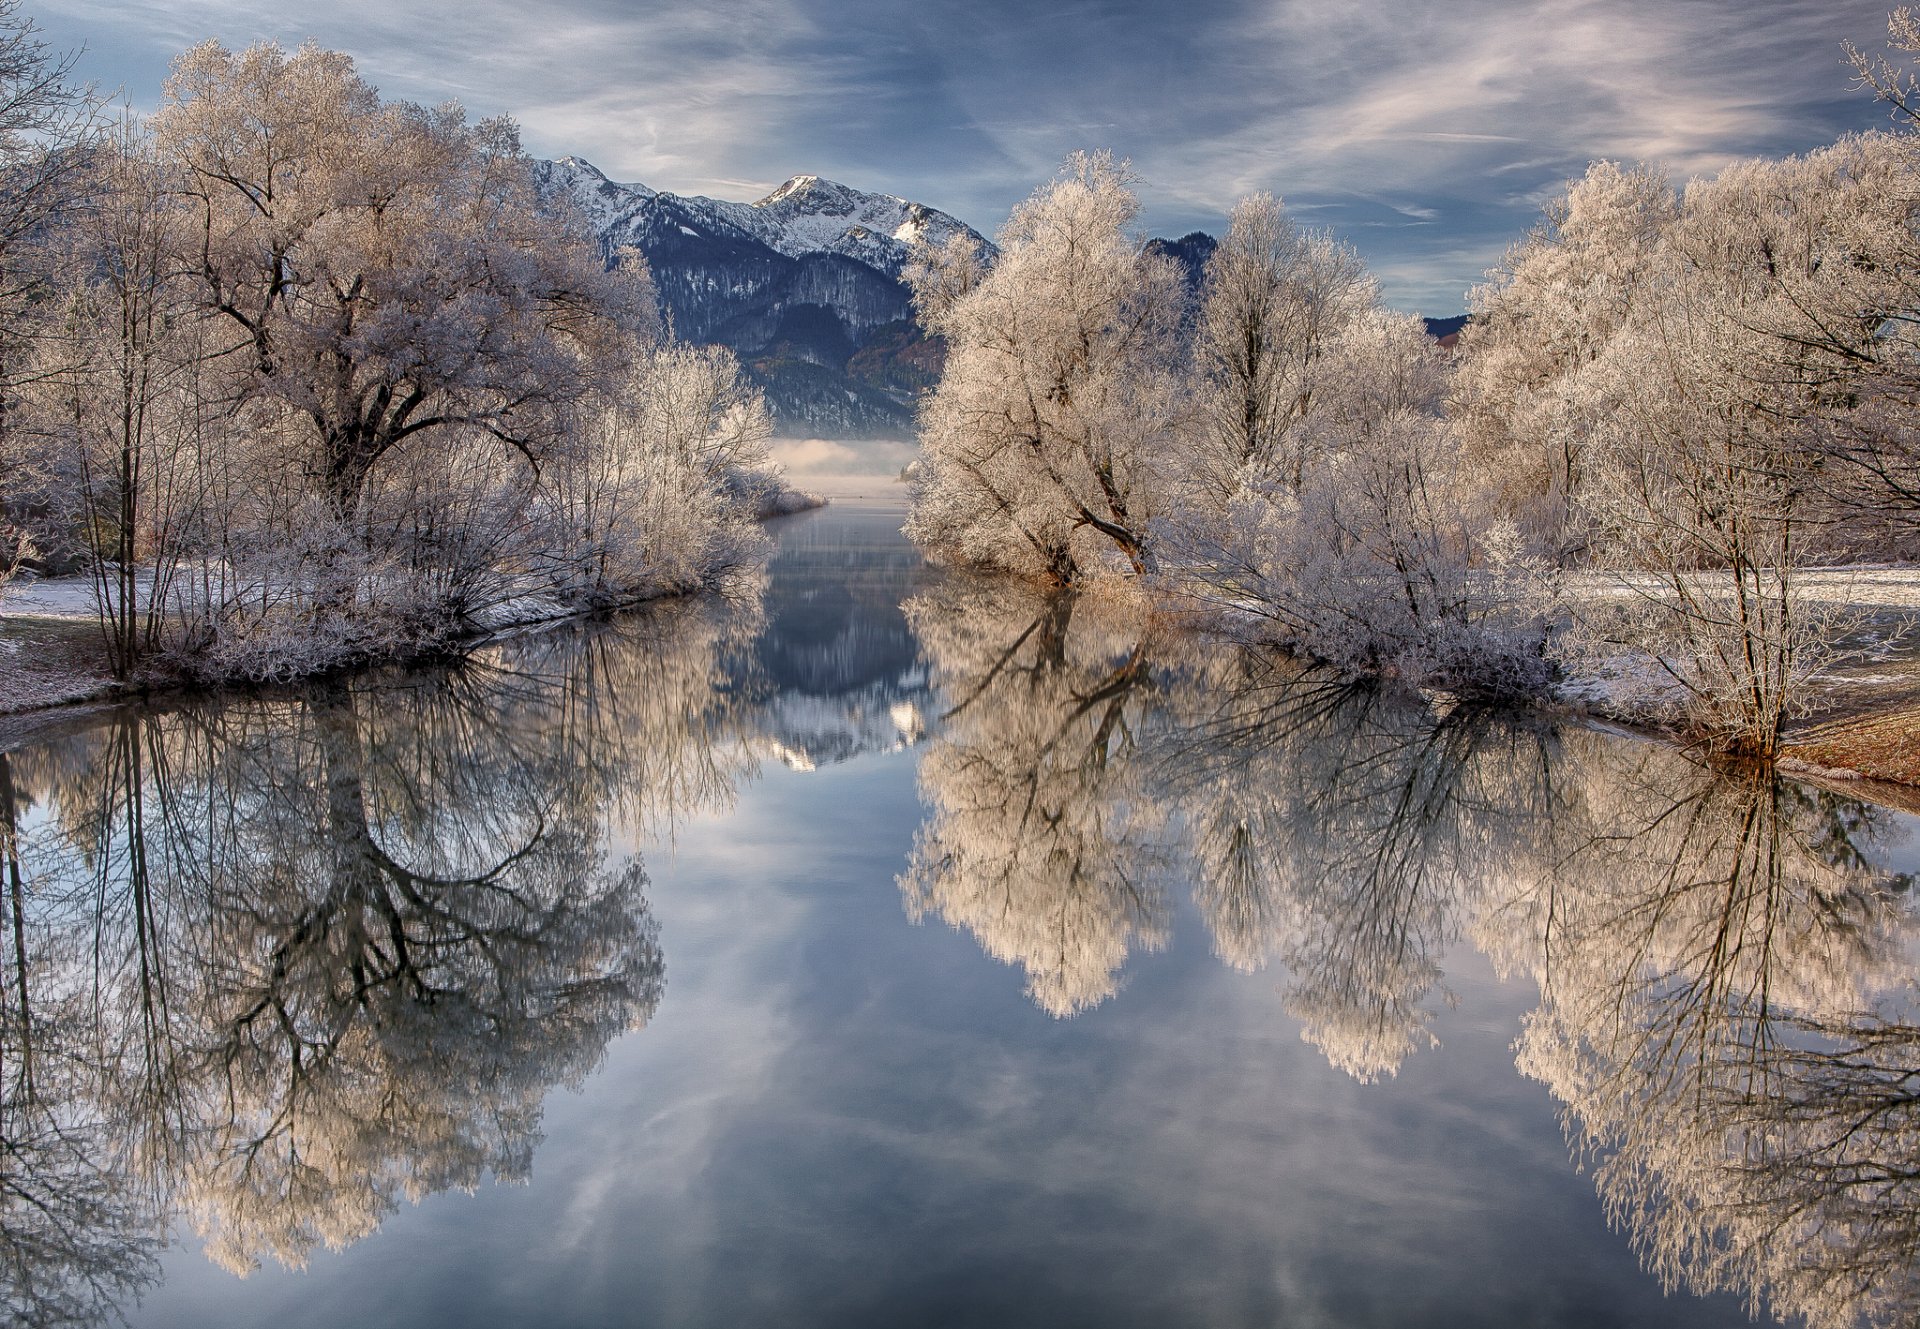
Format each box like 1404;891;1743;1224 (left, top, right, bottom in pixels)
25;0;1911;312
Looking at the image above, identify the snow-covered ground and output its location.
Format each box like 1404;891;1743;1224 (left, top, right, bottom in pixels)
0;617;116;714
1;571;123;619
1565;565;1920;613
1791;565;1920;609
0;482;836;715
9;541;1920;787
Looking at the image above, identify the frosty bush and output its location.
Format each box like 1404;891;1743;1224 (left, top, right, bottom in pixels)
1241;412;1552;697
542;341;778;607
1174;293;1552;696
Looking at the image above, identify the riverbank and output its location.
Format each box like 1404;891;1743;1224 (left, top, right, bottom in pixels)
1782;698;1920;799
0;488;827;720
10;521;1920;813
0;614;122;712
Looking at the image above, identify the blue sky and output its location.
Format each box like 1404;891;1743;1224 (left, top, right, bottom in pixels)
29;0;1908;311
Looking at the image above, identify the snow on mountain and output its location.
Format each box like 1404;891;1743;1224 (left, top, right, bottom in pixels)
529;157;989;437
533;158;984;278
541;155;658;234
736;173;980;275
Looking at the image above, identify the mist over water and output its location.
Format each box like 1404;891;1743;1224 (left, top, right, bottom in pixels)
2;495;1916;1329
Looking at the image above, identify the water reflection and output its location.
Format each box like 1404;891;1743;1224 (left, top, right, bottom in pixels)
900;583;1176;1017
0;595;759;1319
1509;757;1919;1329
4;543;1920;1328
748;502;936;769
903;579;1920;1328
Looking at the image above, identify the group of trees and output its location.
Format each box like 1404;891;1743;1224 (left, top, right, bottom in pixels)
0;12;786;683
906;16;1920;755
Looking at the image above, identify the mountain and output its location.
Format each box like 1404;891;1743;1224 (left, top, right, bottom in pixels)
1146;231;1219;297
534;158;989;438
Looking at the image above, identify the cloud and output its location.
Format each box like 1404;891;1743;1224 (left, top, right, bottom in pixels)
767;438;859;472
28;0;1906;309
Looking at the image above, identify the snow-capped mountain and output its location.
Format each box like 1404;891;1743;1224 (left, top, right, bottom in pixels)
533;158;989;436
541;158;979;277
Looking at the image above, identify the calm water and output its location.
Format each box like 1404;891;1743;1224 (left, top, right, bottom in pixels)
3;491;1918;1329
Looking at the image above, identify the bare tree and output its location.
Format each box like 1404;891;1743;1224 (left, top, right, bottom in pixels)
0;0;96;587
23;116;214;678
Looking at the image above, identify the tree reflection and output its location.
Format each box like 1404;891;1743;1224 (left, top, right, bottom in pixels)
905;581;1555;1076
900;581;1175;1017
12;563;1920;1328
0;756;165;1328
0;592;758;1313
1155;657;1561;1080
905;579;1920;1327
1510;741;1920;1329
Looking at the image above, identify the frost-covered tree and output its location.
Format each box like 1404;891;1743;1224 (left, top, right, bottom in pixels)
1542;144;1910;753
0;37;790;685
1179;303;1550;695
1191;192;1372;498
906;152;1187;583
22;117;218;678
1447;131;1920;751
1453;161;1677;560
152;40;653;522
1681;67;1920;554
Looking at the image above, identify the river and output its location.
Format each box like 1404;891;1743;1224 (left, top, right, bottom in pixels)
2;488;1916;1329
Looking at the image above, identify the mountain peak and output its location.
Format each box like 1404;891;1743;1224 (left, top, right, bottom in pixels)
553;154;608;181
540;158;983;273
530;154;994;436
760;173;825;205
753;174;898;216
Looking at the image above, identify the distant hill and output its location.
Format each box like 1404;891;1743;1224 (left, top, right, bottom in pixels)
534;158;991;438
1145;231;1219;296
1149;233;1470;347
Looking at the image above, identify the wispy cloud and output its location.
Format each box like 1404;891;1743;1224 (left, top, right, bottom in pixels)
28;0;1905;308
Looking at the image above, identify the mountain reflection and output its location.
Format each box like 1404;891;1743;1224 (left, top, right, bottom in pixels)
903;581;1920;1329
0;595;759;1321
748;503;936;769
